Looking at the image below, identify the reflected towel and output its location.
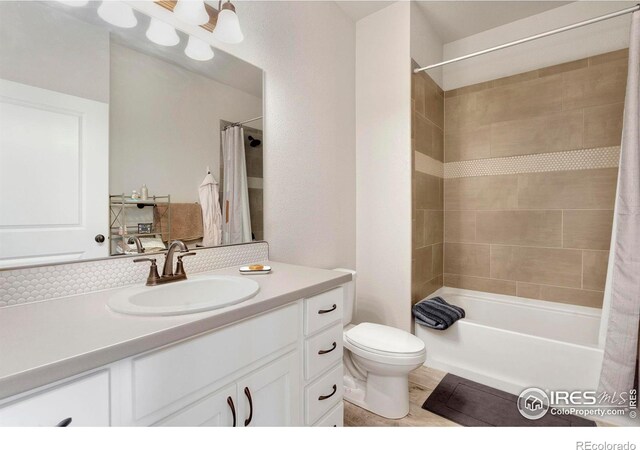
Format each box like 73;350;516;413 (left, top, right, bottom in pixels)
412;296;465;330
154;203;203;242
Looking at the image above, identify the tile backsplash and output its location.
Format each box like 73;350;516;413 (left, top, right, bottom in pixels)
0;242;269;307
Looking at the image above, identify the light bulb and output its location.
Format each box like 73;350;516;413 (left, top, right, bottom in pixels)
174;0;209;26
146;18;180;46
185;36;214;61
212;7;243;44
97;1;137;28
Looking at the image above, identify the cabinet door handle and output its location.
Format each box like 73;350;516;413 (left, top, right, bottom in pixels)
318;342;337;355
227;396;236;427
56;417;72;427
318;384;337;401
318;304;337;314
243;387;253;426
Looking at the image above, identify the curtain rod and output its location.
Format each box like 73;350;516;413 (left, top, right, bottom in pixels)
224;116;263;130
414;4;640;73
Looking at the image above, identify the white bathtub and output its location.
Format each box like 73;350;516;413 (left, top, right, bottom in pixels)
415;287;604;396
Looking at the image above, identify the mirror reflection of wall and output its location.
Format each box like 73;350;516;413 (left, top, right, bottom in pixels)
0;1;264;268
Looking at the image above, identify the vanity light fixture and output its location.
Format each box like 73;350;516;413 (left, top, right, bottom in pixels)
97;1;137;28
173;0;210;26
185;35;214;61
212;1;244;44
146;18;180;46
55;0;89;6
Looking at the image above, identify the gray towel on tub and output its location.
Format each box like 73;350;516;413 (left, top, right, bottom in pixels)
412;296;465;330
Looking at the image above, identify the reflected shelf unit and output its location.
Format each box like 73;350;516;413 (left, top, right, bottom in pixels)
109;194;171;256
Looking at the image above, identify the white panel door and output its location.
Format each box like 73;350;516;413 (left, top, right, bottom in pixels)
236;352;302;427
154;384;237;427
0;79;109;267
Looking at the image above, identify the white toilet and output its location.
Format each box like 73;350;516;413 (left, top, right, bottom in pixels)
334;269;426;419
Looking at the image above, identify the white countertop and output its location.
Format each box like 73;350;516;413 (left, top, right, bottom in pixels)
0;261;351;400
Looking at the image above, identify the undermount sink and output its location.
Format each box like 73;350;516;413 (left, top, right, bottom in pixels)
107;275;260;316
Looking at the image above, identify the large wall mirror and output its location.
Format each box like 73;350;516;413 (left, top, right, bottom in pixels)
0;1;264;268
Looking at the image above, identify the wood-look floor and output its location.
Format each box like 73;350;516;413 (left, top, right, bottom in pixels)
343;366;459;427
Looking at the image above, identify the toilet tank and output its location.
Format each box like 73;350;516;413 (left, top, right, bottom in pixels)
333;268;356;326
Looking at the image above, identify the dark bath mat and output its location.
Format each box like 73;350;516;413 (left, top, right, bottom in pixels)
422;374;595;427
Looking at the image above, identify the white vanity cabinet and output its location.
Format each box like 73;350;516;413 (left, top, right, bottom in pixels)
0;285;347;427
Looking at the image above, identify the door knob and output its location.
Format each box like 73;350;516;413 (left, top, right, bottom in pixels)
95;234;105;243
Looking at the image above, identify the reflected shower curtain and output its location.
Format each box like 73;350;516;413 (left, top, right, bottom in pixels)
598;11;640;397
221;126;252;244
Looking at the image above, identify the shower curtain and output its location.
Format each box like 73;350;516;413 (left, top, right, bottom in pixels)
221;125;252;245
598;11;640;396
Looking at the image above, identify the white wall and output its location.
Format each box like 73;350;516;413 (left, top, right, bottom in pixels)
0;1;109;102
443;1;634;90
355;2;412;331
128;1;356;269
109;43;261;203
410;1;444;88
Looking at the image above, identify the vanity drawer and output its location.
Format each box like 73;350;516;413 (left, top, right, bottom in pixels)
305;364;343;425
305;323;343;380
304;287;344;336
314;402;343;427
131;303;299;421
0;371;110;427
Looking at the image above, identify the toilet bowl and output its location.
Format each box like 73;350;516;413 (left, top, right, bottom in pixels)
334;269;426;419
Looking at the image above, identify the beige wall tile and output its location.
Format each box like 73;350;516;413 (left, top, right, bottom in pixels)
490;109;583;157
477;74;563;124
588;49;628;66
444;210;476;243
445;126;491;162
563;210;613;250
538;58;588;77
432;126;444;163
517;283;603;307
412;73;425;116
490;245;583;288
432;243;443;277
425;78;444;129
414;275;443;304
562;58;627;110
445;175;518;210
583;103;624;148
444;243;490;278
476;210;562;247
517;168;618;210
415;245;434;285
413;209;424;249
445;92;484;132
444;273;517;296
445;81;492;99
424;210;444;245
416;172;443;210
414;112;433;157
490;70;539;88
583;250;609;291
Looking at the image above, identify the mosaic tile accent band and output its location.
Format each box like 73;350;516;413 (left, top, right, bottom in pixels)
0;242;269;307
444;147;620;179
415;152;444;178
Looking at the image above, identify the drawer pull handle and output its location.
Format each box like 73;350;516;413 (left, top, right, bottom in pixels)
318;304;337;315
227;396;236;427
318;384;337;401
56;417;72;427
318;342;337;355
244;387;253;426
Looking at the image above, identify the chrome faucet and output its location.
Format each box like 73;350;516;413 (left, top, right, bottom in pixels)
134;240;195;286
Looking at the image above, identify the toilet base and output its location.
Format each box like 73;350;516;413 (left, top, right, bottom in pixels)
343;372;411;419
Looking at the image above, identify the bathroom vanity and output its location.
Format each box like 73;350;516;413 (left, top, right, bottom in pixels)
0;262;349;427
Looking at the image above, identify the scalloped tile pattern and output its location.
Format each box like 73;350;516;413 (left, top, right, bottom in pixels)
0;242;269;307
444;146;620;178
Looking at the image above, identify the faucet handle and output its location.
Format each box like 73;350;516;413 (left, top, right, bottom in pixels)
133;258;161;286
175;252;196;277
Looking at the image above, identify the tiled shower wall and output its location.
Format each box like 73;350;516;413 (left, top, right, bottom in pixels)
411;64;444;304
442;49;627;308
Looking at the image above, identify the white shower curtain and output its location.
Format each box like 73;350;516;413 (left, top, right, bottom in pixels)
598;11;640;396
199;172;222;247
221;125;252;244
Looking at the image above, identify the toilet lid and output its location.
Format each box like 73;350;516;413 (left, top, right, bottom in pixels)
345;322;425;355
